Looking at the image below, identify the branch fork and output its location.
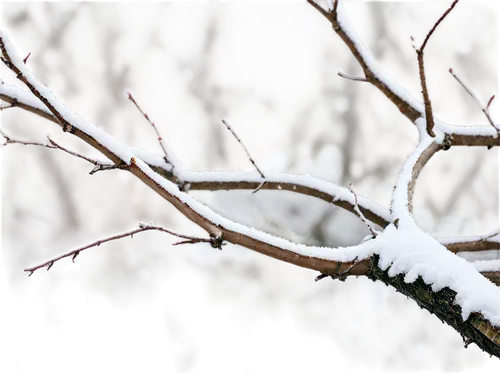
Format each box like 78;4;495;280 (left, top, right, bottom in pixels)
2;0;500;358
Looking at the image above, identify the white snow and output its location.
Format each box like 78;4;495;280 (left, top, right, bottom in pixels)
375;223;500;325
390;129;434;226
131;155;372;262
0;30;134;163
336;0;424;115
0;82;53;116
473;260;500;273
185;169;390;223
437;121;499;138
2;19;500;335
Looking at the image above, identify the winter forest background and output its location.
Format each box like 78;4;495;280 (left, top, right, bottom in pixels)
1;1;499;373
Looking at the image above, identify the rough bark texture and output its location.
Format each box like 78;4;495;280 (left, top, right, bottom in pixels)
368;255;500;357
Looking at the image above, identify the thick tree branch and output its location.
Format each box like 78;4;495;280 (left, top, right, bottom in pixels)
307;0;500;151
2;85;497;256
3;2;500;358
0;30;368;280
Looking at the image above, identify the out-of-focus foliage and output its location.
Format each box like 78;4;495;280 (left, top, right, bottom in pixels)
1;2;498;372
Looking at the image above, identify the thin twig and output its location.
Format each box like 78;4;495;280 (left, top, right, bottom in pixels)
315;257;362;282
23;52;31;64
416;54;435;137
336;256;360;281
338;71;368;82
449;68;500;132
126;89;173;164
0;90;394;226
307;0;330;18
420;0;460;52
349;183;378;238
0;130;115;173
24;223;221;276
483;229;500;241
89;163;128;176
416;0;460;138
222;119;266;179
315;273;329;282
46;136;114;171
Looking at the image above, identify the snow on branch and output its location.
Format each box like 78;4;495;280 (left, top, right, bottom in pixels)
0;59;495;257
307;0;500;150
390;129;440;227
0;124;494;260
2;1;500;356
0;29;370;280
0;79;391;228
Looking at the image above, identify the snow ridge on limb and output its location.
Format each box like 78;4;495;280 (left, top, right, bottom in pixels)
0;29;370;279
320;0;500;350
2;0;500;358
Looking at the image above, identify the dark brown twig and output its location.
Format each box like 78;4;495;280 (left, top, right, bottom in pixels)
24;223;222;276
449;68;500;132
349;183;378;238
420;0;459;52
126;90;173;164
416;0;460;137
484;229;500;240
0;130;116;173
222;119;265;180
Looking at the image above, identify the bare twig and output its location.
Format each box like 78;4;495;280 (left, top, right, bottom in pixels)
89;163;128;176
0;87;392;226
336;256;361;281
24;222;222;276
416;0;460;137
3;5;500;359
449;68;500;132
348;183;378;238
0;130;115;173
315;256;364;282
420;0;460;53
483;229;500;240
125;90;174;164
307;0;331;18
46;136;116;173
416;57;434;137
0;97;499;253
222;119;265;179
23;52;31;64
338;71;368;82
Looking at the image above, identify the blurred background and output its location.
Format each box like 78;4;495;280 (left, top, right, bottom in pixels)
1;1;498;373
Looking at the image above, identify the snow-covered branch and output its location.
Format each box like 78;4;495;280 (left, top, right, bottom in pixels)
0;29;371;280
2;0;499;360
307;0;500;150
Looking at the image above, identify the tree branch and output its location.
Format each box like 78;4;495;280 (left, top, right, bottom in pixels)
449;68;500;133
3;3;500;358
2;84;497;256
0;29;369;280
24;223;223;276
415;0;459;137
